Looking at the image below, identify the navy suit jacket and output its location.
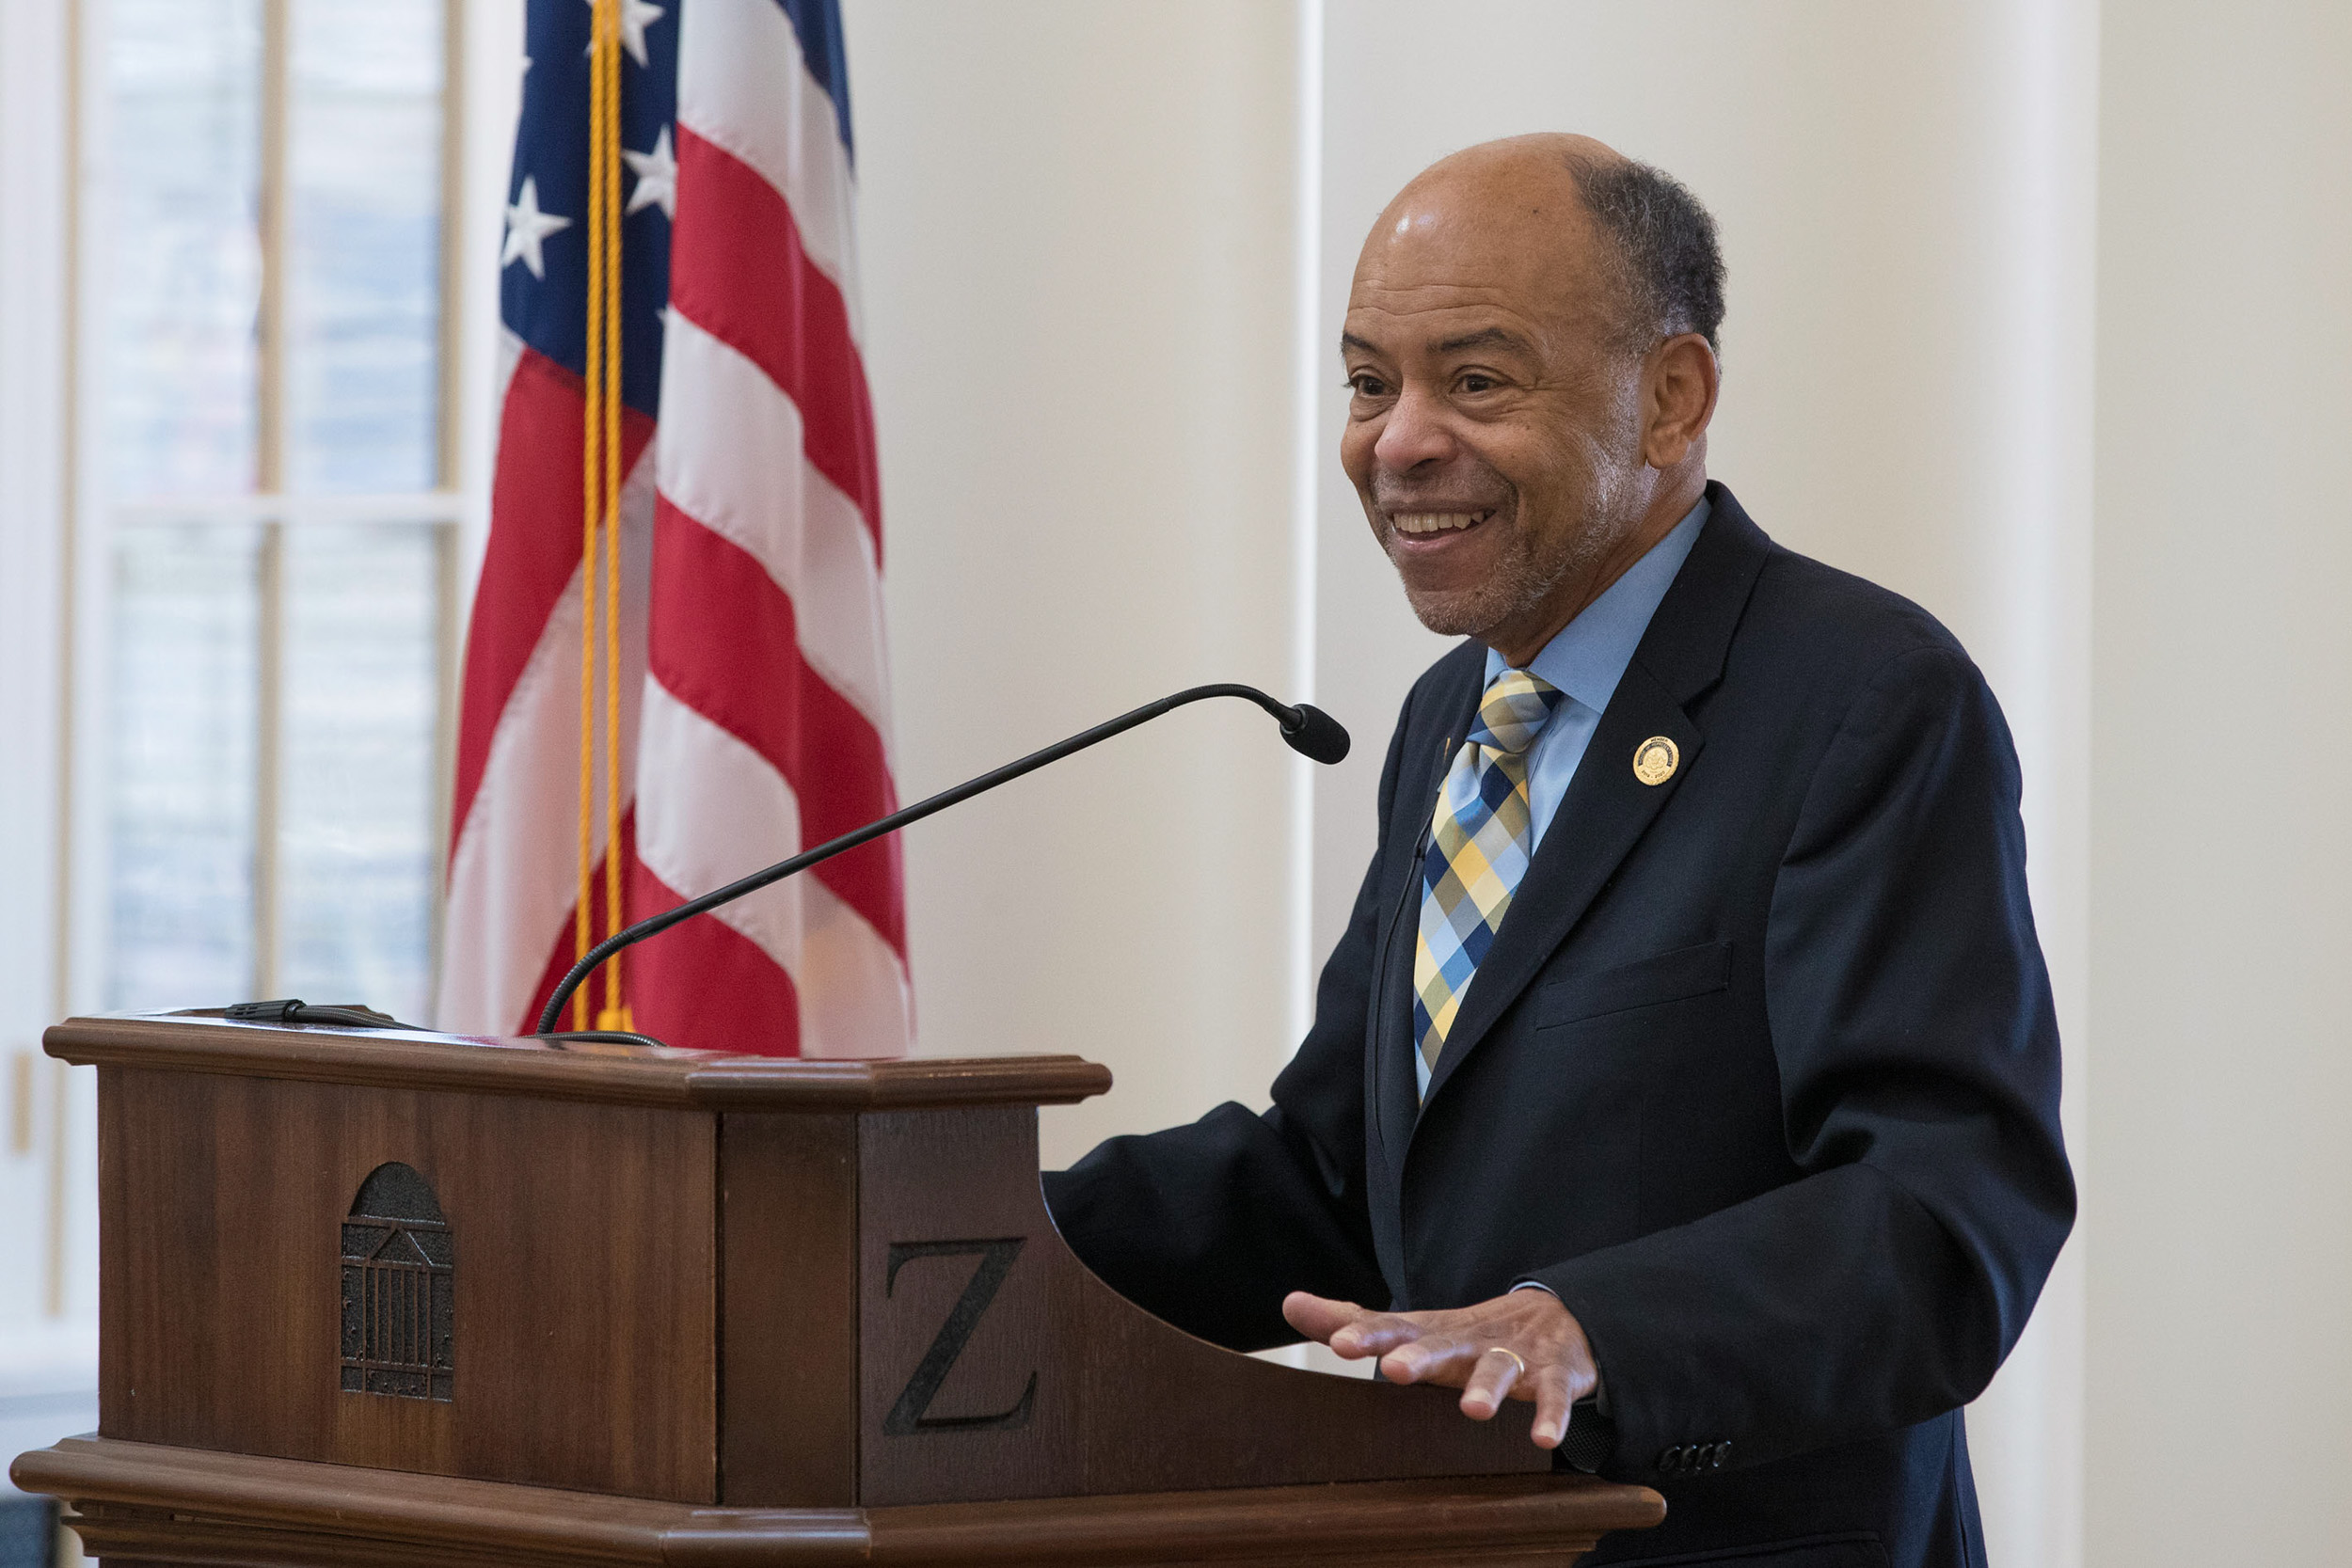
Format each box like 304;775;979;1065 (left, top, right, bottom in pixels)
1045;484;2074;1568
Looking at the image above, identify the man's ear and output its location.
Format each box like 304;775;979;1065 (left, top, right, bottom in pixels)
1643;333;1720;470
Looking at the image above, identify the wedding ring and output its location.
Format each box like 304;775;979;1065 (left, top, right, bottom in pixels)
1488;1346;1528;1381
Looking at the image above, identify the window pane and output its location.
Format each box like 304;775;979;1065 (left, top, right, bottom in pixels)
108;523;262;1011
288;0;445;493
280;523;442;1022
106;0;262;498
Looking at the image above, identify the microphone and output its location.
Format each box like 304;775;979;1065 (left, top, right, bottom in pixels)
1277;701;1350;766
536;683;1350;1037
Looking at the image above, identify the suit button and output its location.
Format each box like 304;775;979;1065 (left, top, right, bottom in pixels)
1713;1440;1732;1469
1658;1446;1683;1473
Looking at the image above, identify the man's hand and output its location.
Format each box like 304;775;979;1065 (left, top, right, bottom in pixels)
1282;1288;1599;1449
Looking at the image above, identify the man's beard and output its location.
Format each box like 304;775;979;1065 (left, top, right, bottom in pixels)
1390;442;1637;645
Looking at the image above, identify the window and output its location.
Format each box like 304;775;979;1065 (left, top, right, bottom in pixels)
100;0;468;1022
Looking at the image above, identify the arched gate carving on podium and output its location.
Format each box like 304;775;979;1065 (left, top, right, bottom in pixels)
339;1161;454;1402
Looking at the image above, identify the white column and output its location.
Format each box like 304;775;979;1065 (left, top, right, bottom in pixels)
0;0;74;1061
1314;7;2097;1562
2089;4;2352;1562
452;0;529;589
0;0;102;1475
839;0;1312;1169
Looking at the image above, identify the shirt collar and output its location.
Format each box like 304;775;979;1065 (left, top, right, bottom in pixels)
1484;495;1712;714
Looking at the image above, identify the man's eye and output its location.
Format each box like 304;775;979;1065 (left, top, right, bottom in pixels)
1349;374;1390;397
1459;373;1497;393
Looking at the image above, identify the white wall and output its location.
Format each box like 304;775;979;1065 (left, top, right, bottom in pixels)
0;0;102;1513
0;0;100;1341
841;0;1312;1171
2089;3;2352;1562
0;0;76;1240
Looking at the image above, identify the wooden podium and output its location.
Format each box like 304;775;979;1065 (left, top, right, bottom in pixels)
10;1014;1662;1565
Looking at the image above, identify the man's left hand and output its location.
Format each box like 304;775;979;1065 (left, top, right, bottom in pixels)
1281;1288;1599;1449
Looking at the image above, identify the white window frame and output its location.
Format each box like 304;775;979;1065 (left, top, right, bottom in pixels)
116;0;472;996
0;0;94;1353
80;0;515;1006
0;0;523;1362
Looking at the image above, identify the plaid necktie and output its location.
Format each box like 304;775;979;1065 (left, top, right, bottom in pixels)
1413;669;1565;1085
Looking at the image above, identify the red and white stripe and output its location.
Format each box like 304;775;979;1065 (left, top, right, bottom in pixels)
629;0;907;1057
438;335;656;1040
437;0;905;1057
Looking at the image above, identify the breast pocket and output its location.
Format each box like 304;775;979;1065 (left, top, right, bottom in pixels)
1534;940;1732;1030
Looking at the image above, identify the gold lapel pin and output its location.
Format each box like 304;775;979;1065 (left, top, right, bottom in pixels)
1632;735;1679;786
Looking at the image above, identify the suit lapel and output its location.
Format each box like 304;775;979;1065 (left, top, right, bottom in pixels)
1413;483;1773;1116
1420;660;1701;1107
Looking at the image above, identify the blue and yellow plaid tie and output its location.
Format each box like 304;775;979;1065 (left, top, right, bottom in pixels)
1413;669;1565;1085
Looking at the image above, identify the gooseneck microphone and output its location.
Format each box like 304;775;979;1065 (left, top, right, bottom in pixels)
535;684;1349;1037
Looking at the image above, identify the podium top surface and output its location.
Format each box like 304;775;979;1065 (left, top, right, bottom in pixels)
44;1014;1113;1111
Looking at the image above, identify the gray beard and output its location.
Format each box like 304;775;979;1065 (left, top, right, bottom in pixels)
1393;448;1637;647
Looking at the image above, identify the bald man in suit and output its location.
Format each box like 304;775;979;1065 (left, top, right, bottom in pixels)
1046;136;2073;1568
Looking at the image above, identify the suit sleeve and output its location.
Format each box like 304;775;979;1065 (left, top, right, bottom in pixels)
1531;645;2075;1475
1040;689;1416;1351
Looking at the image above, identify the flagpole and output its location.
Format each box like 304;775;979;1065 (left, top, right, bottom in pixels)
595;0;630;1032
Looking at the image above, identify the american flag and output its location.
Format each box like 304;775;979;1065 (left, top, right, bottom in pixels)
437;0;910;1057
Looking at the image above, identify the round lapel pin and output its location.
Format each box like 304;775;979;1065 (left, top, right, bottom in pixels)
1632;735;1679;786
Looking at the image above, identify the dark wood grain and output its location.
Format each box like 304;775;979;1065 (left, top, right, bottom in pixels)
854;1472;1665;1566
27;1437;708;1567
28;1015;1667;1565
98;1067;718;1501
855;1108;1084;1506
720;1112;859;1505
850;1106;1549;1508
46;1015;1111;1110
22;1437;1662;1567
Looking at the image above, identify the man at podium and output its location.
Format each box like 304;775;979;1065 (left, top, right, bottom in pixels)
1046;135;2074;1568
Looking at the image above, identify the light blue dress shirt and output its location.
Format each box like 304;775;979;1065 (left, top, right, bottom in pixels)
1489;496;1709;851
1414;495;1709;1101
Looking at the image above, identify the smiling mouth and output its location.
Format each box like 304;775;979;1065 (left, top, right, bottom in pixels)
1383;512;1496;543
1389;509;1494;537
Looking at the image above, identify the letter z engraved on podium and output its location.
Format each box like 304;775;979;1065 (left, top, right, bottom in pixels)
882;1238;1038;1435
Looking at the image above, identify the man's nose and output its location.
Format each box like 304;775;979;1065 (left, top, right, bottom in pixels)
1372;383;1456;473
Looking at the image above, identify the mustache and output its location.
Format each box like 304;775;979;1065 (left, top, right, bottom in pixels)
1370;486;1511;515
1374;496;1503;513
1369;455;1514;515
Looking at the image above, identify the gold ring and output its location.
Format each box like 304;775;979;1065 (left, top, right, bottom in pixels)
1488;1346;1528;1381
